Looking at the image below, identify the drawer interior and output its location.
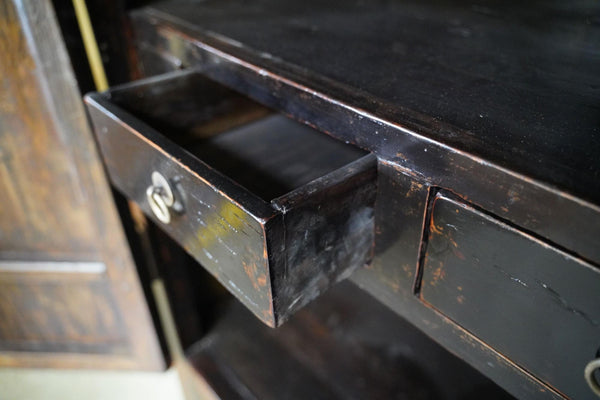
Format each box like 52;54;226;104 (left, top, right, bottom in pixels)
108;72;367;200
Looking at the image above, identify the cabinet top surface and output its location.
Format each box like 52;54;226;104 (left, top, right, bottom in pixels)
144;0;600;204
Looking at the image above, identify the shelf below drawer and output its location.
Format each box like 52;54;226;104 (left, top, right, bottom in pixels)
186;281;515;400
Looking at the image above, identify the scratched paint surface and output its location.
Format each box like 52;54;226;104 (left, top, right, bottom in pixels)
85;99;275;323
420;193;600;400
84;72;376;327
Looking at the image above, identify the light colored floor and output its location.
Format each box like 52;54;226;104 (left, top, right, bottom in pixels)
0;367;185;400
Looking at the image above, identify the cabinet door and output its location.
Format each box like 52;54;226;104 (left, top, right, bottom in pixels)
0;0;163;370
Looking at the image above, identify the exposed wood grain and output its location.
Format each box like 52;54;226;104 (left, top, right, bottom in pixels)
0;272;127;354
0;0;97;258
0;0;163;370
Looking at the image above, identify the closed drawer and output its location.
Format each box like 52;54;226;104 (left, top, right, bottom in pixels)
419;192;600;399
84;71;376;327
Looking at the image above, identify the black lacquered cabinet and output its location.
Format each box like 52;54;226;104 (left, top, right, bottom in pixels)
84;1;600;398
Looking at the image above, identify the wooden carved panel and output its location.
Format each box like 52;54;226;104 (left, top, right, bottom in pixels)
0;0;163;370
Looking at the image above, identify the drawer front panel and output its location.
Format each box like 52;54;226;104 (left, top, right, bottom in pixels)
86;102;274;322
420;193;600;399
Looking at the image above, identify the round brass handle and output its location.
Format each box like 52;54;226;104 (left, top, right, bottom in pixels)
146;171;175;224
585;358;600;397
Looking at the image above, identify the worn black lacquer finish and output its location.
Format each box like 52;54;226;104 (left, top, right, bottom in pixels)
115;1;600;399
85;71;376;327
420;193;600;400
138;0;600;201
130;0;600;265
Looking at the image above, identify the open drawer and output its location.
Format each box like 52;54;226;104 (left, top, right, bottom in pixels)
84;70;376;327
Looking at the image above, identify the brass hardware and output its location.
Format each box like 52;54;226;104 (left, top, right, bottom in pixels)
585;358;600;397
146;171;176;224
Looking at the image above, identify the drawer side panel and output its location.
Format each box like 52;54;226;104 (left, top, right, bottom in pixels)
270;155;377;325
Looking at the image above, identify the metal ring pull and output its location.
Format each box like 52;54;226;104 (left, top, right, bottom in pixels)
146;171;176;224
585;358;600;397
